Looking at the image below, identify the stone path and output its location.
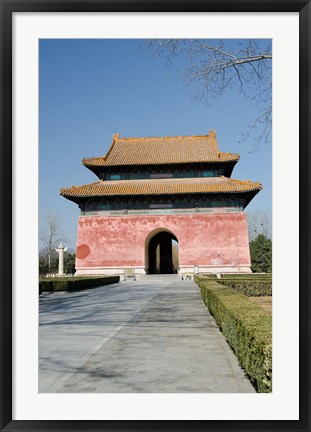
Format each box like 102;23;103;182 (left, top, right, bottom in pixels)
39;277;254;393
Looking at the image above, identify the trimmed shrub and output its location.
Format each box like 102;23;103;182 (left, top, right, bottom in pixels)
194;275;272;393
218;279;272;297
219;273;271;279
39;276;120;293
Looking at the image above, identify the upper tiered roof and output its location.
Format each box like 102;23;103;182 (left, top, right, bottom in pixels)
61;130;262;210
83;131;240;168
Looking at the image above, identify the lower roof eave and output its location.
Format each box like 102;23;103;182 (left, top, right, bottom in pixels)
60;189;261;209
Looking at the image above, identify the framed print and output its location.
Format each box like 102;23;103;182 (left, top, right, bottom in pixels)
1;1;310;431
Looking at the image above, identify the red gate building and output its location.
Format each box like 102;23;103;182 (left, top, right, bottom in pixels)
61;131;262;276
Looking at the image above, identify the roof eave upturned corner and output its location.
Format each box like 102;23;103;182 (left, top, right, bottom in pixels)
82;132;120;173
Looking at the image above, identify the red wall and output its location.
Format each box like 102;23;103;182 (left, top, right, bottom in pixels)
75;212;251;270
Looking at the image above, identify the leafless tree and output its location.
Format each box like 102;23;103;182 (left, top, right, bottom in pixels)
247;208;272;241
39;211;64;270
147;39;272;148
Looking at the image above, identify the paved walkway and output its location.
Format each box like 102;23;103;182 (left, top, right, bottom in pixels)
39;277;254;393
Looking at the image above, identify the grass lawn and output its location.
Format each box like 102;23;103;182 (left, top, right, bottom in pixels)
249;296;272;314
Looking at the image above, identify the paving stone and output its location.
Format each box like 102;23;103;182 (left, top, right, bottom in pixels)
39;278;255;393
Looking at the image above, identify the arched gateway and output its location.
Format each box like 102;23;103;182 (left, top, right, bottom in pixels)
145;228;179;274
61;131;262;277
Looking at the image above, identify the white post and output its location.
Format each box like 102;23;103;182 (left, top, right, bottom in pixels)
55;242;68;276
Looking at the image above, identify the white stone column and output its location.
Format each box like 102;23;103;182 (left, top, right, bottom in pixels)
55;242;68;276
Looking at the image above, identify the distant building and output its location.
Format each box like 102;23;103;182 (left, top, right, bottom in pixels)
61;131;262;276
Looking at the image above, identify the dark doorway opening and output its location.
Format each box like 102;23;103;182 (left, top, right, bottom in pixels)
148;231;179;274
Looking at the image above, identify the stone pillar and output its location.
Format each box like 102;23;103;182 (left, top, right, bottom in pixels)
55;242;68;276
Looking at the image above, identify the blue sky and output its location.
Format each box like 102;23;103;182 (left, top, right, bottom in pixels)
39;39;272;250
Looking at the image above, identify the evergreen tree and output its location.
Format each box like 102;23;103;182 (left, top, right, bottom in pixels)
39;256;48;275
249;234;272;273
39;250;76;275
64;252;76;274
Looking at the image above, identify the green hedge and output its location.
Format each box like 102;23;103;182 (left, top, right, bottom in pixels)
194;275;272;393
39;276;120;294
219;273;271;279
218;279;272;297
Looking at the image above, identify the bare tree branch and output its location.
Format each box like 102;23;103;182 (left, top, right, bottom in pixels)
247;208;272;240
40;210;65;270
146;39;272;147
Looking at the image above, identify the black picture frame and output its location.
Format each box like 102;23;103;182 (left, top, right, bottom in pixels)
0;1;310;431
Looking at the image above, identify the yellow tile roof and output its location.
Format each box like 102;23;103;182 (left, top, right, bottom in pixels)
60;177;262;198
83;131;239;167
